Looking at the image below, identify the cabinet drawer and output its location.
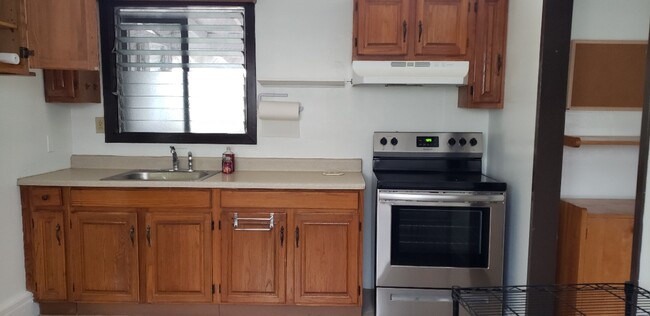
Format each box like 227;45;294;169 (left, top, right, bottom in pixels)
70;188;211;208
221;190;359;210
30;187;63;207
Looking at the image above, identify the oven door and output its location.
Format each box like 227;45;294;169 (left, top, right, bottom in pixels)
376;190;505;289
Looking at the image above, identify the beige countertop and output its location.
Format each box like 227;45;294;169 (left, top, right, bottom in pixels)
17;155;366;190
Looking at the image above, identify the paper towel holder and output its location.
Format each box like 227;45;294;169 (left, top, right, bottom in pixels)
257;93;304;112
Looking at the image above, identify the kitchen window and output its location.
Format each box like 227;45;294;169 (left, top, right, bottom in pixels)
99;2;257;144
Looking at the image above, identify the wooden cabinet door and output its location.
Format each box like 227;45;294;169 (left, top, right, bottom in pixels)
145;212;212;303
32;211;66;301
469;0;508;106
356;0;410;56
581;216;634;283
221;210;287;304
25;0;99;70
415;0;470;57
0;0;29;75
43;70;101;103
293;212;359;305
70;212;139;302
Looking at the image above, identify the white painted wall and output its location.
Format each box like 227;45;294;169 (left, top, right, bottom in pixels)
0;70;73;315
561;0;650;199
485;0;543;285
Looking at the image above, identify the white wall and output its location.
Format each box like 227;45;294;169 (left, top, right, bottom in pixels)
561;0;650;199
0;70;73;315
485;1;543;285
68;0;491;288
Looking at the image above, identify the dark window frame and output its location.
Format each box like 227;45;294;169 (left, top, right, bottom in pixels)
98;1;257;144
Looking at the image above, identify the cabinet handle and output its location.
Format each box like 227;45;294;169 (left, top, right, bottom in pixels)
418;20;423;42
129;225;135;246
280;226;285;247
402;20;407;43
233;212;275;231
295;227;300;248
41;194;49;201
146;225;151;247
497;54;503;76
55;224;61;246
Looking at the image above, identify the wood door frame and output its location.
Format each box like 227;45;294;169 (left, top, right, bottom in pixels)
529;0;649;285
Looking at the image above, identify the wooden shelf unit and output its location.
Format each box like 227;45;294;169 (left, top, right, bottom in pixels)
564;135;640;148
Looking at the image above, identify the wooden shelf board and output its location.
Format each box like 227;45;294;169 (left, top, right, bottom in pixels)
0;20;18;30
562;198;635;216
564;135;640;148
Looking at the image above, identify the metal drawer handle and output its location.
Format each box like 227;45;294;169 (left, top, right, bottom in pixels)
129;225;135;246
146;225;151;247
280;226;284;247
55;224;61;246
233;212;275;231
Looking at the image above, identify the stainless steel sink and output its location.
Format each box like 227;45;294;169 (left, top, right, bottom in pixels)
101;169;220;181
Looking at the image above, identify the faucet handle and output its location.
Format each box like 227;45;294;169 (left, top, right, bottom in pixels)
170;145;176;153
188;151;194;172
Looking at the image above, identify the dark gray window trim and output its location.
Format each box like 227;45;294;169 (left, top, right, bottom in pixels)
98;1;257;144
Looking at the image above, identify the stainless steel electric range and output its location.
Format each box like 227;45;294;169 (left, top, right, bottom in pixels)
372;132;507;316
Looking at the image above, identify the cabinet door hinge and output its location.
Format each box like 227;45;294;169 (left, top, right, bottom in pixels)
72;283;75;292
212;284;215;294
31;219;34;229
355;1;358;11
354;38;358;48
358;286;361;296
474;0;479;13
218;220;221;230
19;47;34;59
211;220;215;231
470;85;474;96
359;222;362;231
35;282;37;292
219;284;222;293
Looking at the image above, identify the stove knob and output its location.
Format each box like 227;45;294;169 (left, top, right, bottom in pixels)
390;137;399;146
380;137;388;146
459;138;467;146
470;138;478;146
448;138;456;146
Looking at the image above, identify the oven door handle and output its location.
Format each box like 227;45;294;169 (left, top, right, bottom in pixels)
378;192;505;203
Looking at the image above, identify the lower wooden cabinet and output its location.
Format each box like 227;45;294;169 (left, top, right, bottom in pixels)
220;190;363;306
556;199;635;284
70;211;139;302
21;187;363;308
145;212;213;303
294;212;359;305
221;210;287;304
32;211;67;301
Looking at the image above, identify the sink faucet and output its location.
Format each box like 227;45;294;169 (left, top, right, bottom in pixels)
187;151;194;172
170;146;179;171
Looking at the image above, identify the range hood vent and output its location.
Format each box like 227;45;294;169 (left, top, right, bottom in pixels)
351;60;469;86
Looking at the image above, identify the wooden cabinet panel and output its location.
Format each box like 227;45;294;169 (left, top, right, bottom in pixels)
70;212;139;302
221;211;287;304
43;70;101;103
32;211;66;301
356;0;410;56
71;188;212;209
145;212;213;303
293;212;359;305
556;199;634;284
25;0;99;70
30;187;62;207
415;0;469;56
0;0;29;75
221;190;359;210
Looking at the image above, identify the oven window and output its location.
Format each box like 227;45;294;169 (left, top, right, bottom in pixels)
390;206;490;268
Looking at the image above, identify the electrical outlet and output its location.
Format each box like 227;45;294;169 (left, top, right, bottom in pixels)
95;117;105;134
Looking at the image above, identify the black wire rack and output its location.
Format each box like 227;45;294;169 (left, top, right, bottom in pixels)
452;283;650;316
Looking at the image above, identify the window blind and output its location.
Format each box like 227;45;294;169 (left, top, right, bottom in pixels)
114;6;247;134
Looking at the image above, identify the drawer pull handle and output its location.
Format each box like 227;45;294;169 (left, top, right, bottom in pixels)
233;212;275;231
295;227;300;248
418;20;423;42
129;225;135;246
280;226;284;247
55;224;61;246
146;225;151;247
402;20;407;43
41;194;49;201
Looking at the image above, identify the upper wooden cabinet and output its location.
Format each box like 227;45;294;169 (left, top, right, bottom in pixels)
355;0;470;60
0;0;99;75
458;0;508;108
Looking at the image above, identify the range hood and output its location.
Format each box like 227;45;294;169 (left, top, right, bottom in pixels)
351;60;469;86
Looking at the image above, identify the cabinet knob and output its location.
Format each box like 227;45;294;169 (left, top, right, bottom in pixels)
41;194;49;201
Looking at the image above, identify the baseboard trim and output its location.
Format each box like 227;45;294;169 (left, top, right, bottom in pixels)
0;291;39;316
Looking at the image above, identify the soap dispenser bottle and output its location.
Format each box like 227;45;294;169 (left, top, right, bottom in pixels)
222;147;235;174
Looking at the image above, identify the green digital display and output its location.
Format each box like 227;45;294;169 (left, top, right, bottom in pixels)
416;136;439;147
425;138;433;143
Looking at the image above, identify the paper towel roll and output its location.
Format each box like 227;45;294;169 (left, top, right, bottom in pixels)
258;101;301;121
0;53;20;65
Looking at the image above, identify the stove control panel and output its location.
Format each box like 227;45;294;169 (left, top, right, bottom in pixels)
374;132;483;156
